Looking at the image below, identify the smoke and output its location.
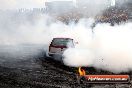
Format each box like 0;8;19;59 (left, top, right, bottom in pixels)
46;0;112;17
0;9;132;73
116;0;130;6
76;0;110;17
0;0;44;9
63;23;132;73
0;0;132;73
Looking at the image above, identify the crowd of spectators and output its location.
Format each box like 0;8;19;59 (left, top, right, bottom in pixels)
95;7;128;26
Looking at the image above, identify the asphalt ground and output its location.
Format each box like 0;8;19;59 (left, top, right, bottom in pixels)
0;45;131;88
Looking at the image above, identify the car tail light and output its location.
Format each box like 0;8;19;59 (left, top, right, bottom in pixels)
49;45;51;52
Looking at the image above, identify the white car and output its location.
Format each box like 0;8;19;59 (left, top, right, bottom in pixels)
46;38;76;61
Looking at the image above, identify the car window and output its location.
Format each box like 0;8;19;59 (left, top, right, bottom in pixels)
52;38;73;47
67;40;74;47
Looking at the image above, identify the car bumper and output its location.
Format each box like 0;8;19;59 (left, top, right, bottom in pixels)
46;52;63;61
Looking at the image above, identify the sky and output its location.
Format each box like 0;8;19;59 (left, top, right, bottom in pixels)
0;0;45;9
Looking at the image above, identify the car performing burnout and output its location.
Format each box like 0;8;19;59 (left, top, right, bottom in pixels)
46;38;75;62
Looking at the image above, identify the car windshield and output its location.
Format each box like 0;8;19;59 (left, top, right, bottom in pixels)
52;38;73;46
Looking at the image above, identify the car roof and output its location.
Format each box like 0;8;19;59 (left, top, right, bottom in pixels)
53;37;73;40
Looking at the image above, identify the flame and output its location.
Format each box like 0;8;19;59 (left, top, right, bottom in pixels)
78;67;86;76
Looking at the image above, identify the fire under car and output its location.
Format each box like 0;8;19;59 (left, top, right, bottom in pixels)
46;37;76;62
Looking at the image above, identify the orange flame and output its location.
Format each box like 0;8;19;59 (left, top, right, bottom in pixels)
78;67;86;76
